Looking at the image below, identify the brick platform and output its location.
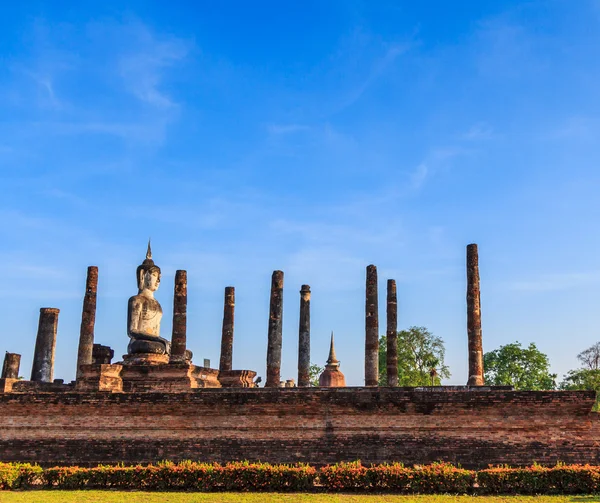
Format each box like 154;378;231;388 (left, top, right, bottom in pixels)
0;388;597;468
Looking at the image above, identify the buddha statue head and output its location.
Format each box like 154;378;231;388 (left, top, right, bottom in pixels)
136;241;161;294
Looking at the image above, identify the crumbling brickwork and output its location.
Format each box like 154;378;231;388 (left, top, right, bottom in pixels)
0;389;597;468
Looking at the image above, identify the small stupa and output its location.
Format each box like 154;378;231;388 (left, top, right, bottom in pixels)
318;331;346;387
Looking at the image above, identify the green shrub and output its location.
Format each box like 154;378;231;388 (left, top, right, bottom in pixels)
0;462;43;489
1;461;600;493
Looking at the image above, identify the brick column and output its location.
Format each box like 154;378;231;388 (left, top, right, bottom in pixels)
1;352;21;379
297;284;311;387
467;244;485;386
76;266;98;379
170;270;188;363
386;279;398;386
219;286;235;371
365;265;379;386
266;270;284;388
31;308;59;382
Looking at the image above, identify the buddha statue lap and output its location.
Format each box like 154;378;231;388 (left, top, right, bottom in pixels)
126;243;170;357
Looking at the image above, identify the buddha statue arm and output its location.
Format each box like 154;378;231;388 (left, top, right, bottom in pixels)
127;297;143;337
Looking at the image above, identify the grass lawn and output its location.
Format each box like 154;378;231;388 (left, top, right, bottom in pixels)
1;494;600;503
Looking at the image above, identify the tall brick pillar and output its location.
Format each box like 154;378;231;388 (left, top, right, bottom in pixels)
297;284;311;387
219;286;235;371
1;352;21;379
31;307;59;382
365;264;379;386
170;270;188;363
467;244;485;386
266;270;284;388
76;266;98;379
386;279;398;386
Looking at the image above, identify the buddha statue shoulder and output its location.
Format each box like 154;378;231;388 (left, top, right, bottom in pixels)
127;242;170;356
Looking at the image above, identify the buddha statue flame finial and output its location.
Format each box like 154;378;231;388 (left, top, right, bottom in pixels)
146;238;152;260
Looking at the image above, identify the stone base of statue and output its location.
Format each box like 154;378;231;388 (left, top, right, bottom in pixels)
121;363;221;392
76;362;225;392
121;352;170;365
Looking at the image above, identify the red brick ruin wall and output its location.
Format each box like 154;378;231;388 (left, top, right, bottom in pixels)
0;389;599;468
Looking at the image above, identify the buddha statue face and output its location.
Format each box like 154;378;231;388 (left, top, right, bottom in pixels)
138;267;161;293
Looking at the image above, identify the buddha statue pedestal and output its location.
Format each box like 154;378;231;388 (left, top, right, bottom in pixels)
76;361;223;392
122;352;169;366
120;363;221;392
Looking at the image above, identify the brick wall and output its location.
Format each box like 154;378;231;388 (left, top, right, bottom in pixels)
0;388;598;468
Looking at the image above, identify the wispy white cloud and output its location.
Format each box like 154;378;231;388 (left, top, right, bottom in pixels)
116;22;190;109
408;146;471;191
334;42;411;113
461;122;495;141
545;116;599;141
410;163;429;189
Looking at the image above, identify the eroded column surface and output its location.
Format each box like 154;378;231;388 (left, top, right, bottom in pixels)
365;265;379;386
170;270;188;363
1;352;21;379
386;279;398;387
266;270;284;388
297;284;311;387
219;286;235;371
76;266;98;379
467;244;485;386
31;308;59;383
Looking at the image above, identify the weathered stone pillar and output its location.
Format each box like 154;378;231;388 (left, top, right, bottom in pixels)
297;284;311;387
467;244;485;386
219;286;235;371
1;352;21;379
386;279;398;386
365;265;379;386
31;308;59;382
76;266;98;379
266;270;284;388
170;270;187;363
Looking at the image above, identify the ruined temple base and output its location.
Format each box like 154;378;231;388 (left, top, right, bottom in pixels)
218;370;257;388
77;364;124;392
1;388;598;468
76;362;222;392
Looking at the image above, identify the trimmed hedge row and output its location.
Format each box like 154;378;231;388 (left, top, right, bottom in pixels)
2;461;600;493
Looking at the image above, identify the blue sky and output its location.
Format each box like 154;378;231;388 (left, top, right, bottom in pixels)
1;1;599;385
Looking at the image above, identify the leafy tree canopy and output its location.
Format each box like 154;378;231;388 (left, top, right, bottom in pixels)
379;326;450;386
309;363;324;387
559;342;600;411
483;341;556;390
576;342;600;370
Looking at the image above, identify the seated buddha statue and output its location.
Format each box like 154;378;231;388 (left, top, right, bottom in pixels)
127;242;170;356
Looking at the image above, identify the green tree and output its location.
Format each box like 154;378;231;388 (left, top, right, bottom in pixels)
309;363;324;387
484;342;556;390
378;326;450;386
559;342;600;410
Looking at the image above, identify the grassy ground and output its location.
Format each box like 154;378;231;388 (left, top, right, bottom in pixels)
1;494;600;503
